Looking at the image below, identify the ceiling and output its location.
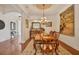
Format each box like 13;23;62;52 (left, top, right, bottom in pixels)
0;4;71;16
17;4;71;16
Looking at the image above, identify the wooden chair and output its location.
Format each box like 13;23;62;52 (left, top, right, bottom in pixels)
40;43;54;54
33;33;42;55
40;31;60;55
52;31;60;54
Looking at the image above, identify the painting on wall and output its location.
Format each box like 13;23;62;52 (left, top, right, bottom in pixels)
46;22;52;27
26;19;29;28
32;22;41;29
60;5;74;36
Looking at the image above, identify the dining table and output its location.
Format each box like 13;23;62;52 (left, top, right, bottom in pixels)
33;33;58;54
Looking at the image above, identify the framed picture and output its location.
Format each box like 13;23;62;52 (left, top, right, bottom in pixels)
32;22;41;29
60;5;74;36
26;19;29;28
10;21;16;30
46;22;52;27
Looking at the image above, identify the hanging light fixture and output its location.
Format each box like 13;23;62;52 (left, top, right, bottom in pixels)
40;4;47;24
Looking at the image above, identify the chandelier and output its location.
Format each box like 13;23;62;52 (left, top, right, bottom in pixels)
40;4;47;24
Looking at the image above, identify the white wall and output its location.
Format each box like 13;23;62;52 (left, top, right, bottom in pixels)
30;16;54;34
21;15;29;43
0;12;21;42
52;5;79;50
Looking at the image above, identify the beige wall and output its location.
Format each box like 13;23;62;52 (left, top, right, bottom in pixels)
21;15;32;43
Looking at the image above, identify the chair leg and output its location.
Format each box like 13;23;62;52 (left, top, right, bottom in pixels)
34;49;37;55
40;48;44;55
40;44;44;55
55;49;58;55
55;44;59;55
33;42;37;55
52;50;53;55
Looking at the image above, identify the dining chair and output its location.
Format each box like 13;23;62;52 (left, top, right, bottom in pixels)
33;33;42;55
40;31;60;55
53;31;60;54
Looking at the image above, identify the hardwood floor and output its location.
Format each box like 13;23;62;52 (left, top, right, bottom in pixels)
0;38;21;55
0;38;79;55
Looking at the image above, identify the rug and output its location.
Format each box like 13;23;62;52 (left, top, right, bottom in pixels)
22;39;72;55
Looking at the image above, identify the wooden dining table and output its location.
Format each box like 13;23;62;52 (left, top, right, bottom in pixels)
42;34;55;42
33;33;58;54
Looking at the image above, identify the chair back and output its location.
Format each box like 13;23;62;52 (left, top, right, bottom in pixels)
50;31;60;40
54;32;60;40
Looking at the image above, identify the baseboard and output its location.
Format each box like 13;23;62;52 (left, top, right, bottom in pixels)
59;40;79;55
